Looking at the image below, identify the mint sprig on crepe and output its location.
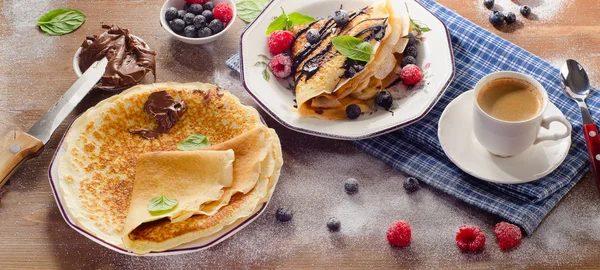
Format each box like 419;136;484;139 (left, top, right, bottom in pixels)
332;36;373;63
266;8;315;35
148;195;179;216
177;134;211;151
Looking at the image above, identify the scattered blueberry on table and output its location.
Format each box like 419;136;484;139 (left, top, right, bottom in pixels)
327;217;341;231
489;10;505;26
505;12;517;24
344;178;360;194
483;0;494;9
403;177;420;193
520;5;532;17
164;1;232;38
276;207;293;222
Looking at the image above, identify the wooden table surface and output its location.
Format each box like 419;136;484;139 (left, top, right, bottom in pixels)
1;0;600;269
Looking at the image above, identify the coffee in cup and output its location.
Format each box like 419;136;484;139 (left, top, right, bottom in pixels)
473;71;572;157
477;78;544;122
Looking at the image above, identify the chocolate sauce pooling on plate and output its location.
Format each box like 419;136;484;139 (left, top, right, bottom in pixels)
131;91;186;140
78;25;156;91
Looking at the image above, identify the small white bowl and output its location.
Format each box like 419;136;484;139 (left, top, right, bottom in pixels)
160;0;237;45
73;34;149;77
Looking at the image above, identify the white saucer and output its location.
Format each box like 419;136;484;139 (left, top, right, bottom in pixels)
438;90;572;184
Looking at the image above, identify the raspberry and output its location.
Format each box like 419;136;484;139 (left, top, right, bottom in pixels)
185;0;208;4
456;225;486;251
268;30;295;55
400;64;422;87
386;221;411;247
494;222;522;249
269;54;293;78
213;3;233;24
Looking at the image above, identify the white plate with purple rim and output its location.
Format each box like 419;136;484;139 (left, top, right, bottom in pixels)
48;118;270;256
239;0;455;140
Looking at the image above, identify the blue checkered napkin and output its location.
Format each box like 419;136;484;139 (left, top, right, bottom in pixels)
226;0;598;235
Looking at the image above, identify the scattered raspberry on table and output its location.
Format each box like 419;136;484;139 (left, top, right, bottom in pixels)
494;222;522;249
386;221;412;247
456;224;486;251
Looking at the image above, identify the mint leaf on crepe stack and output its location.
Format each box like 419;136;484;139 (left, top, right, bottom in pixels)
177;134;211;151
332;36;374;63
148;195;179;216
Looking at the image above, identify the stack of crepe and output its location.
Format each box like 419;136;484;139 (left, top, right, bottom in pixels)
58;82;282;254
291;0;410;120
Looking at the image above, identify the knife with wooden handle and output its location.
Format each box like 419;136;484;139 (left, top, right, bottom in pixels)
0;57;108;188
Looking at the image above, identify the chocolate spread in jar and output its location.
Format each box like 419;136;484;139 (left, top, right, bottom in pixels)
78;24;156;91
130;91;186;139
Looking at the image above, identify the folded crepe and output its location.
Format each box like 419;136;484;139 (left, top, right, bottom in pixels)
122;128;282;254
291;0;410;120
122;149;235;236
197;126;272;216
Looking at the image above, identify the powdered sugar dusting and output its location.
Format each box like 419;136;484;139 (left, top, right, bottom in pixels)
476;0;573;22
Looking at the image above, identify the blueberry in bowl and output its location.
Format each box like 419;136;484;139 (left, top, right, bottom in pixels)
160;0;236;45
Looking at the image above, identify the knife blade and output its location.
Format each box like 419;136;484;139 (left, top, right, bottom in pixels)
28;57;109;144
0;57;108;188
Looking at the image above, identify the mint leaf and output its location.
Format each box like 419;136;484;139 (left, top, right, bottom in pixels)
332;36;373;62
288;12;315;26
266;11;288;35
263;68;271;81
177;134;211;151
410;18;431;33
148;195;179;216
37;8;86;36
237;0;270;23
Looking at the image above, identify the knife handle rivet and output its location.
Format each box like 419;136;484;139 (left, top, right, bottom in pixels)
590;131;597;137
9;145;20;154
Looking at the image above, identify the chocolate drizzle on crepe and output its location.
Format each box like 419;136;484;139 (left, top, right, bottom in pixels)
291;7;389;83
131;91;186;139
79;25;157;91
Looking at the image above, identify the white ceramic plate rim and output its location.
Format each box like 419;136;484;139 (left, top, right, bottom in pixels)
48;117;270;256
239;0;455;140
438;90;572;184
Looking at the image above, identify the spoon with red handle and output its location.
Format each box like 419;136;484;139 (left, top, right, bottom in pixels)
561;59;600;193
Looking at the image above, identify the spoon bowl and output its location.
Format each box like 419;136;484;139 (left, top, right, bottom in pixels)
561;59;592;101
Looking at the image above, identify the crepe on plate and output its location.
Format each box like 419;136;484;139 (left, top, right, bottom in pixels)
58;82;281;251
122;128;282;254
291;0;410;120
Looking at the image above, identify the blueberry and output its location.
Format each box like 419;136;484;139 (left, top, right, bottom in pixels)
169;18;186;32
193;15;207;28
327;217;341;231
375;91;393;110
403;177;420;193
406;32;416;47
203;1;215;11
520;5;531;17
401;56;417;67
333;10;349;26
184;25;197;38
344;178;359;194
505;12;517;24
345;104;361;120
189;4;203;15
483;0;494;9
165;7;178;21
306;29;321;44
177;10;187;19
183;13;196;25
202;10;214;22
183;3;191;11
404;46;417;58
275;207;293;222
209;19;224;34
197;27;213;38
489;11;505;27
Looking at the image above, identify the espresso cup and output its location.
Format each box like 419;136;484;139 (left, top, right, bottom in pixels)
473;71;572;157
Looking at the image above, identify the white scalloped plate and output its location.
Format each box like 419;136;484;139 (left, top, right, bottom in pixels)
240;0;455;140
